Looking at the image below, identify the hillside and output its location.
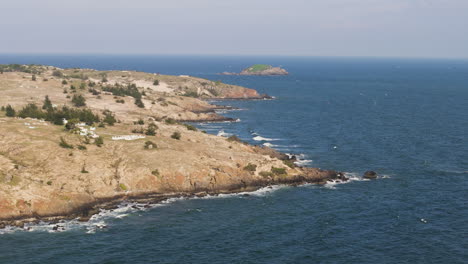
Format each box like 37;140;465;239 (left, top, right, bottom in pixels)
0;64;343;227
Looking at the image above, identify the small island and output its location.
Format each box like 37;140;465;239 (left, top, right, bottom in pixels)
220;64;289;76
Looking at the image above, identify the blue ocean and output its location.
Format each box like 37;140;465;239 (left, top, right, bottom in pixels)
0;55;466;263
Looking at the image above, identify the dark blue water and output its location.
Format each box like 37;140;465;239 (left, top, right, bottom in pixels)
0;55;467;263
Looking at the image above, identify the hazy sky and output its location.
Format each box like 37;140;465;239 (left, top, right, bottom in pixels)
2;0;468;58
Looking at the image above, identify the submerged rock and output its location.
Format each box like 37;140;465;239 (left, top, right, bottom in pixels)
363;171;378;179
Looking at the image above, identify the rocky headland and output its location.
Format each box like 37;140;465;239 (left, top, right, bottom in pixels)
0;64;343;228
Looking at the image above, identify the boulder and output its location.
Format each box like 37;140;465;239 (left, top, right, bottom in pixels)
363;171;377;179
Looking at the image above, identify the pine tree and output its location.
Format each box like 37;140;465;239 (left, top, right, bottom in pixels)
5;105;15;117
42;95;53;110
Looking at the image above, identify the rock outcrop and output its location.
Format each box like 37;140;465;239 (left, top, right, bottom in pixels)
220;64;289;76
363;171;378;179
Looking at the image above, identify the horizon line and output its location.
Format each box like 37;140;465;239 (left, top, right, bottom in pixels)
0;53;467;62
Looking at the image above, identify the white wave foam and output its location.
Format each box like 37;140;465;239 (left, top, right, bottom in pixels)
253;135;278;141
263;142;280;148
324;172;370;189
294;159;313;166
217;130;232;137
0;184;291;235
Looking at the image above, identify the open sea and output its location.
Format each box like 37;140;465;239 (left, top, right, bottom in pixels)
0;55;467;264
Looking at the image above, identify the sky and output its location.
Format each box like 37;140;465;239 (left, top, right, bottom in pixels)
1;0;468;58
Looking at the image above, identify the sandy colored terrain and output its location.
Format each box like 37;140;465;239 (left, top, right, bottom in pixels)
0;65;343;226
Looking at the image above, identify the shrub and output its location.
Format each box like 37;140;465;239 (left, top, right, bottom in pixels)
153;80;159;85
53;70;64;78
72;94;86;107
62;80;68;85
151;169;160;176
63;88;68;94
5;105;16;117
42;95;53;110
95;136;104;147
43;78;48;81
65;118;79;130
171;131;181;140
81;165;89;173
271;167;287;176
119;183;127;191
77;145;87;150
259;171;274;178
134;119;144;125
135;98;145;108
18;103;45;119
59;137;74;149
31;75;36;81
79;82;86;90
184;124;197;131
227;135;242;143
145;123;158;136
132;127;145;134
115;99;125;104
165;118;176;125
46;181;53;185
182;91;198;98
144;141;157;149
103;110;117;125
243;163;257;172
283;160;296;168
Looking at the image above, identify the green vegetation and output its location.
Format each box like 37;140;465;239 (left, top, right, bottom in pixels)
151;169;160;177
46;181;53;185
71;94;86;107
95;136;104;147
144;141;157;149
145;123;158;136
134;119;145;125
153;80;159;86
102;110;117;126
119;183;128;191
259;171;274;178
59;137;74;149
77;145;87;150
42;95;53;110
227;135;243;143
283;160;296;168
81;164;89;173
53;70;64;78
134;98;145;108
31;75;36;81
165;118;177;125
246;64;272;72
183;124;197;131
182;91;199;98
271;167;287;176
0;64;45;74
171;131;181;140
5;105;16;117
243;163;257;172
13;103;100;125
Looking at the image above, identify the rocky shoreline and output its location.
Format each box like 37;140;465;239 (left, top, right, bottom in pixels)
0;168;347;229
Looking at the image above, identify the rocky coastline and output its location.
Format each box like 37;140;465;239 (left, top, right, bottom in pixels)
0;168;347;229
0;64;348;230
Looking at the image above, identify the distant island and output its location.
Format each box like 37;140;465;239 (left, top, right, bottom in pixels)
220;64;289;76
